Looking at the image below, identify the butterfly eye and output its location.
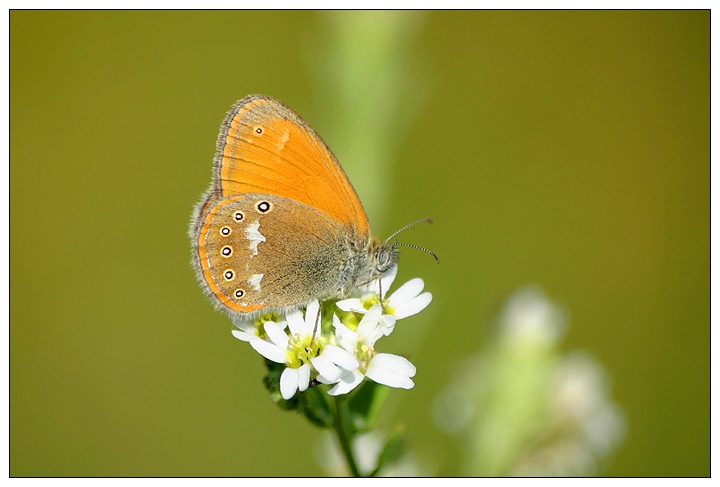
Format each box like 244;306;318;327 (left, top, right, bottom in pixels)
223;270;235;281
220;226;231;236
221;246;232;257
375;246;397;273
256;201;271;213
234;289;244;298
254;126;263;134
234;211;244;221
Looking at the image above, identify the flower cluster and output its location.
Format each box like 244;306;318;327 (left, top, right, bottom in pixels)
231;266;431;400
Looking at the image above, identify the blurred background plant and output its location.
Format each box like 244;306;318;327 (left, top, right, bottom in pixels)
433;286;626;476
9;10;708;477
303;12;627;477
306;10;430;229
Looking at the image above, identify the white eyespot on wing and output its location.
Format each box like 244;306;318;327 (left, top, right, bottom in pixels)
248;273;264;291
245;220;266;257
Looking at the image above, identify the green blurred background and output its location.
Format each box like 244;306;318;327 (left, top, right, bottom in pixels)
10;10;709;476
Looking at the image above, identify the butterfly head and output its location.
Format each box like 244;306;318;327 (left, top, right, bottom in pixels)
372;239;400;275
363;217;438;288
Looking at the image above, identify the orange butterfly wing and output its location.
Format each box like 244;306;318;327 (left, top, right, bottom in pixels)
212;94;370;237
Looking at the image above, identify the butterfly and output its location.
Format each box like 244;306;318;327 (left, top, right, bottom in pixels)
189;94;419;320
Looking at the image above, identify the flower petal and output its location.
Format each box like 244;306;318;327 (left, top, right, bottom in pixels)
327;369;365;396
315;373;338;385
379;314;397;336
263;321;289;349
387;278;424;306
357;304;383;339
311;354;342;383
249;338;286;364
393;292;433;319
358;265;397;296
297;363;311;392
286;309;306;336
280;367;299;399
230;317;255;333
304;300;321;336
336;298;366;313
366;353;416;389
231;329;255;342
333;315;359;353
375;265;398;295
322;344;360;371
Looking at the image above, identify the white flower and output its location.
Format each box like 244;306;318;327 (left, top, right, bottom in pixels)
242;301;314;399
232;300;358;400
279;361;312;400
337;266;432;320
246;318;312;400
229;266;430;399
230;316;258;342
286;299;322;340
327;304;416;396
313;344;360;384
384;277;433;319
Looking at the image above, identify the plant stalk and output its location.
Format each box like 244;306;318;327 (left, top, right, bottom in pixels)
333;396;361;477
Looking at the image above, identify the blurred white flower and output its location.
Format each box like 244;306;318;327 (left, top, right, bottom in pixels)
433;286;625;477
498;286;566;344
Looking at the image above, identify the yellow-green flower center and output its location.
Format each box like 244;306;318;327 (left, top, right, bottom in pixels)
361;295;396;317
355;340;375;373
253;313;281;340
286;333;326;368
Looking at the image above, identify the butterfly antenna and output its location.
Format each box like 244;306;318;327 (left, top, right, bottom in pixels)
384;218;439;264
384;217;434;243
395;242;440;264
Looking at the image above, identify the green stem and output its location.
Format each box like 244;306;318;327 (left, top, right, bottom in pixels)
333;395;361;477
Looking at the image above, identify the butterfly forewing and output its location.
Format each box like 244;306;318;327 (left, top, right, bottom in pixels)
215;95;370;237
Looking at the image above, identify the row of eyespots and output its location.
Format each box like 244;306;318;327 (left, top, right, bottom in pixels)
221;269;244;299
217;198;271;302
219;212;242;237
223;270;244;295
218;201;273;238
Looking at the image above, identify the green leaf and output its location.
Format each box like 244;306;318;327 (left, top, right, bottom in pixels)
346;380;390;434
262;362;334;427
300;385;334;428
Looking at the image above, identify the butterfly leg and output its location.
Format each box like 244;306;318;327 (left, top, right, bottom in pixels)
356;273;387;313
377;276;387;313
311;299;324;344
